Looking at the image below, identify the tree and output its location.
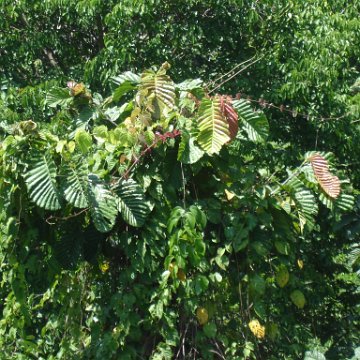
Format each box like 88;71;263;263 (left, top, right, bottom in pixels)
0;1;359;359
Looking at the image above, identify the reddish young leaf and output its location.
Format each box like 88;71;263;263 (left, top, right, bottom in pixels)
309;154;341;199
220;95;238;139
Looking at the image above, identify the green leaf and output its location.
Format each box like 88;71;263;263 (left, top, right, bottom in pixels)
287;177;318;232
112;81;137;102
176;79;203;91
140;69;175;109
113;178;149;227
24;153;61;210
111;71;140;86
274;240;290;255
304;350;326;360
62;160;88;208
93;125;108;144
350;347;360;360
87;174;118;233
232;99;269;142
194;275;209;295
197;97;230;155
319;192;355;212
203;323;217;338
45;87;72;108
74;129;92;153
177;131;204;164
249;274;266;296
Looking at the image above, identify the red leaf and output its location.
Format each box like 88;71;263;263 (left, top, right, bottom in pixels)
220;95;238;139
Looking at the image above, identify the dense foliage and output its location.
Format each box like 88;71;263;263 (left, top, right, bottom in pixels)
0;1;359;359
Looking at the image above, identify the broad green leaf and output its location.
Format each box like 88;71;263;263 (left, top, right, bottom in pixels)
24;153;61;210
286;177;317;232
93;125;108;144
232;99;269;142
74;129;92;153
176;79;203;91
177;131;204;164
45;87;72;108
62;160;88;208
249;274;266;296
111;71;140;86
304;350;326;360
319;192;355;212
140;69;175;109
203;323;217;338
112;81;137;102
87;174;118;233
113;178;149;227
197;97;230;155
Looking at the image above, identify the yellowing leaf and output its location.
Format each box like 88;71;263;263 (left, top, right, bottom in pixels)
197;97;230;155
196;307;209;325
248;319;265;339
177;268;186;281
225;189;235;201
290;290;306;309
74;129;92;154
275;266;289;288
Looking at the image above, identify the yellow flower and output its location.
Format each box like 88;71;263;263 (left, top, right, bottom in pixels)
248;319;266;339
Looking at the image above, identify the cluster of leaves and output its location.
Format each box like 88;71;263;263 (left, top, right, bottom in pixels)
0;62;358;359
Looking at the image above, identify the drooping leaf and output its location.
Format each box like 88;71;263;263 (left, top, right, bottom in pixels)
24;153;61;210
62;160;88;208
220;95;238;139
232;99;269;142
319;192;355;212
308;153;341;199
113;178;149;227
87;174;118;233
286;177;317;232
197;97;230;155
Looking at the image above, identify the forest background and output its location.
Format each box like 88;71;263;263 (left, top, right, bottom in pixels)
0;1;359;359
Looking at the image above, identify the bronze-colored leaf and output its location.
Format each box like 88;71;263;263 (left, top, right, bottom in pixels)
309;154;341;198
220;95;238;139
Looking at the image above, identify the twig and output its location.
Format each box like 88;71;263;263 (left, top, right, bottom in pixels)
46;208;88;225
175;323;189;359
208;55;258;88
43;48;59;68
208;56;263;94
121;130;181;180
181;163;186;210
120;141;158;180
